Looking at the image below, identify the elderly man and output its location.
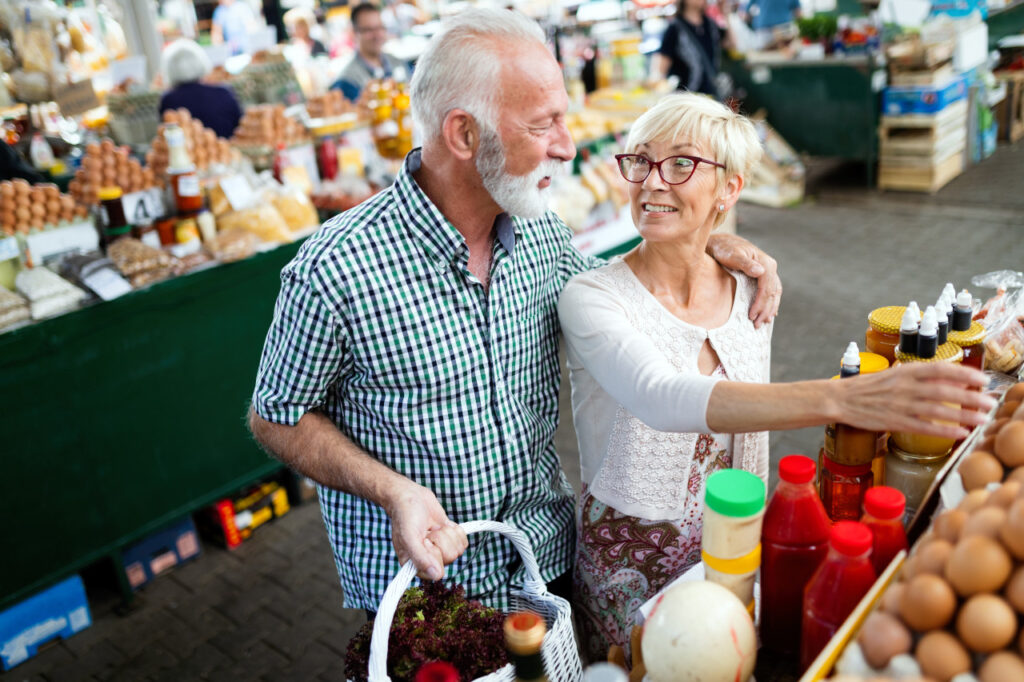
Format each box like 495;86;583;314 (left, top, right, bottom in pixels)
331;3;406;101
249;8;781;612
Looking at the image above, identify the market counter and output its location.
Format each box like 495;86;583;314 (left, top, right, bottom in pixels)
724;54;884;184
1;239;304;611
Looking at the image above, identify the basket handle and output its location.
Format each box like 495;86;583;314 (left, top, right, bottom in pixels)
367;520;548;682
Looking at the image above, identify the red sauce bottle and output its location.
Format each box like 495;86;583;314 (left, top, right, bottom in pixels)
860;486;908;575
760;455;831;658
800;521;877;671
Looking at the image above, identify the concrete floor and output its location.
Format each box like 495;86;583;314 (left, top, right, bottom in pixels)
4;140;1024;681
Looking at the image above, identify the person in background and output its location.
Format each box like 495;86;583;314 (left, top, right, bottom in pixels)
743;0;801;46
654;0;726;99
159;39;243;139
284;7;327;57
212;0;257;56
331;3;405;101
0;141;44;183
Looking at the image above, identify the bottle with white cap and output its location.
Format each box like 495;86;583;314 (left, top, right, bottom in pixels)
935;295;950;346
900;306;919;356
942;282;957;302
918;307;938;359
840;341;861;378
952;290;973;331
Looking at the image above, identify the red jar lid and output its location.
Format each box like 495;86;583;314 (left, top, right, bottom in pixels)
831;521;873;556
864;486;905;520
779;455;816;484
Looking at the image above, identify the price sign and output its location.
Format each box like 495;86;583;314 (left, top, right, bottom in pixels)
54;79;100;117
219;175;258;211
108;56;147;88
283;144;321;191
82;267;132;301
121;188;165;226
24;221;99;263
0;236;19;262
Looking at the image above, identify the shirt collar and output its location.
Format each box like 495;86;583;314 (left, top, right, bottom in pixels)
393;149;519;265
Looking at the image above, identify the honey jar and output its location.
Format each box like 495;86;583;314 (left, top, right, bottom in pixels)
948;321;986;371
866;306;905;365
890;342;964;455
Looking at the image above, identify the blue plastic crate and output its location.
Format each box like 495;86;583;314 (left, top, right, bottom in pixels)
0;575;92;670
121;516;201;591
882;76;969;116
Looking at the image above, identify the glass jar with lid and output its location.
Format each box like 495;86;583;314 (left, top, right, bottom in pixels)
884;443;949;526
890;342;964;455
948;321;986;371
865;306;905;365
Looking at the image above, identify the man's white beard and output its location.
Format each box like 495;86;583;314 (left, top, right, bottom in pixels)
476;126;563;219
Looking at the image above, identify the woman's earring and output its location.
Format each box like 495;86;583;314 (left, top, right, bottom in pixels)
718;203;725;212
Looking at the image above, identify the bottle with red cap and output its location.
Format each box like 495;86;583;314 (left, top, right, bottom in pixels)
760;455;832;658
860;486;908;575
800;521;877;671
415;661;460;682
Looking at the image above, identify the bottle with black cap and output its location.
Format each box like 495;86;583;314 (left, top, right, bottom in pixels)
840;342;861;378
900;306;919;356
952;290;973;331
918;307;939;359
504;611;548;682
934;294;950;346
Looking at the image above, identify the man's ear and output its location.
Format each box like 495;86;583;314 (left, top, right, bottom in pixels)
441;109;479;162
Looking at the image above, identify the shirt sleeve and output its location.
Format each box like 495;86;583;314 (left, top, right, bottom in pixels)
251;269;348;426
557;275;721;433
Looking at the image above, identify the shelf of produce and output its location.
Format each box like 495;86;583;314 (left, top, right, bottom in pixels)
723;55;884;186
0;238;305;611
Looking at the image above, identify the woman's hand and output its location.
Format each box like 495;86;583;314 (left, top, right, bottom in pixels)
705;233;781;328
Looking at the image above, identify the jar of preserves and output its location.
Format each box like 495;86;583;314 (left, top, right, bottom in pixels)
865;306;905;365
948;321;986;371
890;342;964;455
884;443;949;526
98;186;129;245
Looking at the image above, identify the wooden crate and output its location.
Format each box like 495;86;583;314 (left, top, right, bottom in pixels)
994;70;1024;143
878;107;967;157
878;150;964;194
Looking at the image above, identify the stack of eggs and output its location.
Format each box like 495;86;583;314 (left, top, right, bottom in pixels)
836;383;1024;682
68;139;156;206
231;104;309;149
305;90;353;120
145;109;239;183
1;180;88;235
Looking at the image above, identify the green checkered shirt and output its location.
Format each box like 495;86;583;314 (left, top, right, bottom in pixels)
252;150;597;611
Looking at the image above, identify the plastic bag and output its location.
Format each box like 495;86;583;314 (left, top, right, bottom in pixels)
208;228;259;263
269;186;319;232
972;271;1024;375
216;204;292;244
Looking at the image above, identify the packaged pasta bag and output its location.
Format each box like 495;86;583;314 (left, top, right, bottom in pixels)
216;204;292;244
267;184;319;233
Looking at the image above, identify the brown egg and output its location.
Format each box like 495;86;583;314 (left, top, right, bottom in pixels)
985;480;1021;508
960;489;992;514
980;651;1024;682
1009;467;1024;486
900;573;958;630
979;435;997;453
934;509;968;543
915;539;953;575
964;506;1008;539
1015;403;1024;421
916;630;972;681
961;451;1005;491
996;422;1024;467
880;581;905;614
946;535;1013;595
999;400;1022;419
1000;498;1024;559
901;554;920;580
958;594;1018;652
1006;383;1024;403
1004;564;1024;613
857;610;913;670
990;417;1011;437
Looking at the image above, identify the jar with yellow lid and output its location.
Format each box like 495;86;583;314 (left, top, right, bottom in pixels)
866;306;905;365
890;342;964;455
948;321;986;371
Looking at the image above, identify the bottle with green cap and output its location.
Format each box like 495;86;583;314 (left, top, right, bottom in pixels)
701;469;766;617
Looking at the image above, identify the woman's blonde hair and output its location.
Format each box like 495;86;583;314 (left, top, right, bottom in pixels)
625;93;763;225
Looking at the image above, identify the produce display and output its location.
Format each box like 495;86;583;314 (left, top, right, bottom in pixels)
0;179;86;234
68;139;156;206
14;265;87;319
305;90;355;120
344;582;507;682
231;104;309;149
106;237;177;288
145;109;240;182
827;383;1024;682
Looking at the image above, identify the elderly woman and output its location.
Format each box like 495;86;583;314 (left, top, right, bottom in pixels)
558;92;993;661
159;39;242;139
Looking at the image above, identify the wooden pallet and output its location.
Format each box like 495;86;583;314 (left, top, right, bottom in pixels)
995;70;1024;143
878;150;964;194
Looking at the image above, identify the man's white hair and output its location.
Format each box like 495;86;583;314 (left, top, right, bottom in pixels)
409;8;546;143
162;39;212;88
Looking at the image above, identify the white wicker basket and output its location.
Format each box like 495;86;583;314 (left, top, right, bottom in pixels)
360;520;582;682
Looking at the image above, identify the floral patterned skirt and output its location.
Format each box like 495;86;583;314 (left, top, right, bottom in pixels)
572;433;732;664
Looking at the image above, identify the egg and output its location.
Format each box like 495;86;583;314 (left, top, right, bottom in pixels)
964;506;1008;539
900;573;957;630
935;509;969;543
985;481;1021;508
1004;565;1024;613
960;451;1005;491
946;535;1013;596
1015;403;1024;421
1009;467;1024;486
1000;498;1024;559
857;611;912;670
957;594;1018;652
999;400;1022;419
880;582;905;614
989;417;1011;438
980;651;1024;682
960;489;992;514
916;630;972;681
901;554;921;580
1006;383;1024;403
978;435;997;453
915;539;953;575
996;422;1024;467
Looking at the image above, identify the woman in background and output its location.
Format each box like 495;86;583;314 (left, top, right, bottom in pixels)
159;39;243;140
654;0;727;99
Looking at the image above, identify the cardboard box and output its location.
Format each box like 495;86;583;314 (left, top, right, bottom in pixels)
882;75;968;115
0;576;91;670
201;480;291;549
120;516;201;591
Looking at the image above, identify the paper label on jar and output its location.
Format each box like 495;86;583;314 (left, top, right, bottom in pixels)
177;174;200;197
